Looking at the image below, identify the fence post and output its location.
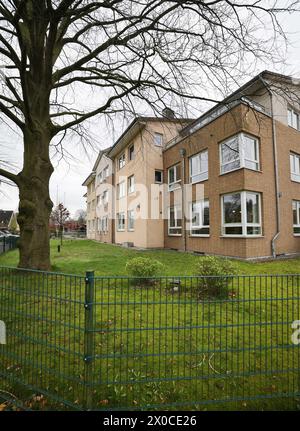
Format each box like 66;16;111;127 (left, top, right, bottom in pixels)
84;271;95;410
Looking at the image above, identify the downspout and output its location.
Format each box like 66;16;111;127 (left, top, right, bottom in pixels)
180;148;187;251
259;76;280;257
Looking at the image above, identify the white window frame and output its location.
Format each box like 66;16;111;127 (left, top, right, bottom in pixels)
168;206;182;236
292;200;300;235
128;175;135;194
168;164;181;191
117;181;126;199
190;199;210;237
128;210;135;231
288;107;300;130
117;212;125;231
290;153;300;183
221;191;262;237
189;149;208;184
154;132;163;147
118;153;125;170
220;133;260;175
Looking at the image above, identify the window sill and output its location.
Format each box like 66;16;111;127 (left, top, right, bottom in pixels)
189;234;210;238
168;184;181;192
293;234;300;237
219;167;262;177
117;229;125;232
168;234;182;237
190;178;208;185
220;235;264;238
290;178;300;184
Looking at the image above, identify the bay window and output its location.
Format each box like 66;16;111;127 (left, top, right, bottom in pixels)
292;201;300;234
220;133;259;174
168;164;181;191
222;191;262;236
168;206;182;235
189;150;208;183
190;199;210;236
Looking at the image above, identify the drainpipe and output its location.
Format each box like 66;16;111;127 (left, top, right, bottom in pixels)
259;76;280;257
180;148;187;251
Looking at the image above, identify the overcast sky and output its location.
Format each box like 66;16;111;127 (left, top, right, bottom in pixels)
0;10;300;217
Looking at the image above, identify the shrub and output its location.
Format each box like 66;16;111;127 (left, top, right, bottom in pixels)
126;257;164;285
194;256;238;299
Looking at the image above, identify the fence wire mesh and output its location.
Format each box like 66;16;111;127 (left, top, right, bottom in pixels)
0;267;299;411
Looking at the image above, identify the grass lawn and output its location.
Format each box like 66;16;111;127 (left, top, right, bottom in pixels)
2;238;300;275
0;240;299;411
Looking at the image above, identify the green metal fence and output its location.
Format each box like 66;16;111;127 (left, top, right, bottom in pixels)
0;236;18;255
0;267;299;410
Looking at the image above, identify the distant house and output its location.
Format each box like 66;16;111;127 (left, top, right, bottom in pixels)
0;210;19;232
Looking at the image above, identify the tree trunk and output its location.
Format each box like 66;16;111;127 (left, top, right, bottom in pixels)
17;126;54;270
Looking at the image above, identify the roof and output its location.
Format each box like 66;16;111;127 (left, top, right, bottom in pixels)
92;147;112;171
82;172;96;187
82;147;111;187
180;70;298;138
0;210;13;227
107;116;193;158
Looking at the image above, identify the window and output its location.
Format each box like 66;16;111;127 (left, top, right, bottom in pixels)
118;153;125;170
117;212;125;231
129;144;135;161
168;206;182;235
128;175;135;194
220;133;259;174
103;166;109;178
168;164;181;191
290;153;300;182
288;107;300;130
190;200;210;236
101;216;108;232
117;181;126;199
154;133;163;147
189;150;208;183
292;201;300;235
155;170;163;184
128;210;135;231
97;172;103;183
222;191;262;236
102;190;108;205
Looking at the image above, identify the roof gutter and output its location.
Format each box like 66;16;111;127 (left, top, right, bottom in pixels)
259;75;280;257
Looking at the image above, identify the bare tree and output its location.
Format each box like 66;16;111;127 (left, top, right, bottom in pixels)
50;202;70;245
0;0;298;269
75;209;86;225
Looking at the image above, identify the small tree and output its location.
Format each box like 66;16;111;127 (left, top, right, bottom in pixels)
50;203;70;246
75;209;87;225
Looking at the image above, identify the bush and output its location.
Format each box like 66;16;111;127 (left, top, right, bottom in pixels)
194;256;238;299
126;257;164;285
